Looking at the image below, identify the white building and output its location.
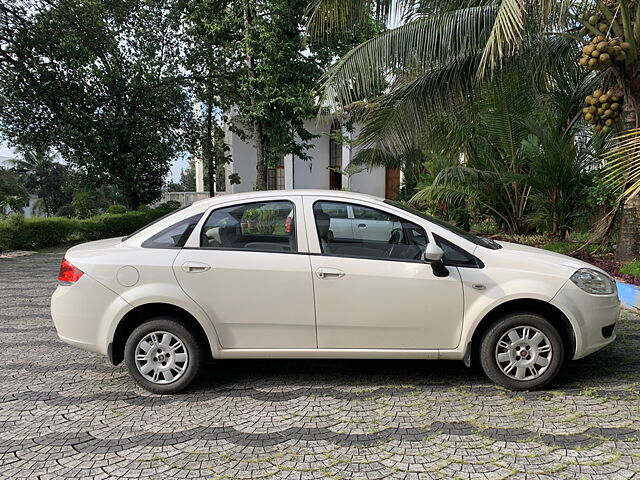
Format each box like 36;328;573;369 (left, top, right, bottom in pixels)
0;153;41;218
219;119;401;199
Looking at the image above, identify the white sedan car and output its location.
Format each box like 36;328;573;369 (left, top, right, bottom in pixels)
51;190;620;393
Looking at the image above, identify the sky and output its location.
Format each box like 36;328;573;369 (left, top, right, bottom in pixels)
0;143;13;159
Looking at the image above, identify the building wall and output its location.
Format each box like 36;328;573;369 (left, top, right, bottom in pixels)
342;124;386;198
225;125;257;193
224;119;387;197
293;119;331;190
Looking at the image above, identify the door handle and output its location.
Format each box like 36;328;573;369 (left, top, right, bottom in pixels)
357;223;367;229
181;262;211;273
316;268;345;279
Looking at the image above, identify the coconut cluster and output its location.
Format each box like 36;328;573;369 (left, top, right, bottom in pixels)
579;13;611;37
579;36;630;70
582;89;623;133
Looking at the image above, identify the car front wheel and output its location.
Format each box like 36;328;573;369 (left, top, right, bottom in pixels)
124;318;202;394
480;312;564;390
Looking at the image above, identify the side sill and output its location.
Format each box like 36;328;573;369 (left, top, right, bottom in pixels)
216;349;443;360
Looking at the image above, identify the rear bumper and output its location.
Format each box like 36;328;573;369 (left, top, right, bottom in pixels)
51;274;130;356
551;280;620;360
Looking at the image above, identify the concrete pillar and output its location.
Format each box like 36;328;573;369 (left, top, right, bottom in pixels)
341;127;352;190
284;154;294;190
193;102;205;193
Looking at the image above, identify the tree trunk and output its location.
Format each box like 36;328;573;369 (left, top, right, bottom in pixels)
205;100;215;197
551;186;558;238
242;0;267;191
124;187;140;211
615;88;640;261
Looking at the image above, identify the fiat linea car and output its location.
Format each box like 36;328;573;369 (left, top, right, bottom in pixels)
51;190;620;393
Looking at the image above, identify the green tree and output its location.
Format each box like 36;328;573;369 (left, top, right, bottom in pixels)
181;0;234;196
0;167;28;203
11;149;71;216
311;0;640;258
2;195;25;215
180;160;197;191
0;0;192;210
183;0;370;191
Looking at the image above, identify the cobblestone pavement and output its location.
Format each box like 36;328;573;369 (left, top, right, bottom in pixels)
0;252;639;479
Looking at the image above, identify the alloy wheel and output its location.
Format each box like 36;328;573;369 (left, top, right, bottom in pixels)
494;326;552;381
134;331;189;384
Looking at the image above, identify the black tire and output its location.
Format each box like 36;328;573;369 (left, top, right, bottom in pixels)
479;312;564;391
124;317;203;394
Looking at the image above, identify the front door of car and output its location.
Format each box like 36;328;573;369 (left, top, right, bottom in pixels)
305;198;464;350
173;197;317;349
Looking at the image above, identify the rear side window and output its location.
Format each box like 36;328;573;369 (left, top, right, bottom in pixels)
142;214;203;249
200;201;296;252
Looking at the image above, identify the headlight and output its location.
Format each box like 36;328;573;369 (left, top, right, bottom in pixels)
570;268;615;295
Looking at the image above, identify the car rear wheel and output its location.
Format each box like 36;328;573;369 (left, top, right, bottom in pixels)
124;318;202;394
480;312;564;390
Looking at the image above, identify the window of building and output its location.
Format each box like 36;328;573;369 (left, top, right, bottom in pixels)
267;155;285;190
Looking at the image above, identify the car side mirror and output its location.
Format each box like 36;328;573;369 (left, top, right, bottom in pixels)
423;244;444;263
423;244;449;277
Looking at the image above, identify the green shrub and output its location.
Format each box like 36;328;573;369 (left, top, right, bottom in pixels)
106;204;127;214
158;200;181;210
3;216;77;250
78;210;167;241
0;208;175;251
449;208;471;231
470;218;498;236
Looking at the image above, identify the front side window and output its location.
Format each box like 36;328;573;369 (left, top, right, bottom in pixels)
201;201;296;252
313;201;427;261
385;200;501;250
142;214;203;249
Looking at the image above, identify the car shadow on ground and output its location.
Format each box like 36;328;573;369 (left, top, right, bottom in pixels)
183;314;639;398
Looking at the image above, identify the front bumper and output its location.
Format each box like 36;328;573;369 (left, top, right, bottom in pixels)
551;280;620;360
51;274;130;356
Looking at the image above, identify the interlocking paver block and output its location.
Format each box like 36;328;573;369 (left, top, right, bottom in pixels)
0;251;639;479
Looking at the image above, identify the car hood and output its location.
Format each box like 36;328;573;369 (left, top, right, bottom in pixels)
487;240;602;276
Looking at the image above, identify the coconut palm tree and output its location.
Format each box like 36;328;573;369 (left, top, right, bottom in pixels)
311;0;640;259
2;195;25;215
11;149;69;216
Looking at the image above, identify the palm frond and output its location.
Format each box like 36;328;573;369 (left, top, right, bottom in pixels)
318;4;498;110
477;0;525;74
306;0;398;38
351;53;483;155
602;128;640;200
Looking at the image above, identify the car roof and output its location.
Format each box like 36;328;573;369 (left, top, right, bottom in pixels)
191;189;386;207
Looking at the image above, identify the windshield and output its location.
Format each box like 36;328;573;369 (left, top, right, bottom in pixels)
385;200;501;250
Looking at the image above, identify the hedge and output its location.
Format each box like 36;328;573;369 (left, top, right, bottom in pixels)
0;208;175;251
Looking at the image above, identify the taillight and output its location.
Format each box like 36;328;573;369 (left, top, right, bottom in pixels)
58;258;84;284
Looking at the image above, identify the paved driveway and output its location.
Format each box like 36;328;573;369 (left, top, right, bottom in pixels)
0;252;639;479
